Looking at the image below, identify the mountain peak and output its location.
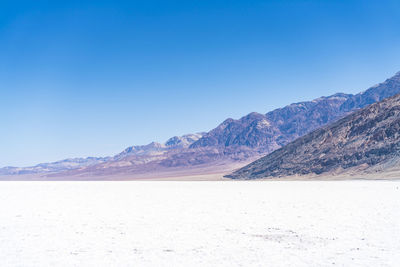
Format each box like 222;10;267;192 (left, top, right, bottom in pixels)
165;133;204;148
227;92;400;179
3;72;400;177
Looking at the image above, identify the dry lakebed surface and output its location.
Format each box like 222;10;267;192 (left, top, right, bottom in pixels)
0;180;399;266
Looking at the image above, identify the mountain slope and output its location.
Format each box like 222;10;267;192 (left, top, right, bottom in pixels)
0;133;205;175
227;93;400;179
55;71;400;177
114;133;205;159
192;72;400;152
2;71;400;177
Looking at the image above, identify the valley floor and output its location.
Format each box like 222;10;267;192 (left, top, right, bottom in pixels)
0;181;399;266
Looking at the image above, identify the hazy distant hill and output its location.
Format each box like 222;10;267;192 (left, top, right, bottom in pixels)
227;92;400;179
0;157;110;175
1;72;400;177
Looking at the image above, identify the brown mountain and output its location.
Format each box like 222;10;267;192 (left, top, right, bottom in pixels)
227;92;400;179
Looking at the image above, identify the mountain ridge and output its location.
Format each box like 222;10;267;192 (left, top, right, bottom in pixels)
2;71;400;177
227;92;400;179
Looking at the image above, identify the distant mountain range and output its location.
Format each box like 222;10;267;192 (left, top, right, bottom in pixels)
0;157;110;175
227;90;400;179
191;71;400;151
1;71;400;177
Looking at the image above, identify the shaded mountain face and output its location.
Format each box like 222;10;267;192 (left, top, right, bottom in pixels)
190;112;282;152
227;93;400;179
1;72;400;177
192;72;400;152
340;72;400;111
264;93;352;141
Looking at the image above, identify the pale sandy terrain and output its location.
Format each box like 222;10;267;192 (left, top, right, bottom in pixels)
0;162;243;181
0;181;399;266
2;162;400;181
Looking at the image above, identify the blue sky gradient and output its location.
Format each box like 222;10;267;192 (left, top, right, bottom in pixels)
1;0;400;166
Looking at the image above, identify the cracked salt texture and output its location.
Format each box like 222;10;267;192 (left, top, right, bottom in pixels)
0;181;399;266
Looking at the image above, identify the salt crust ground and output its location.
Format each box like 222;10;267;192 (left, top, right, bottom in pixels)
0;181;399;266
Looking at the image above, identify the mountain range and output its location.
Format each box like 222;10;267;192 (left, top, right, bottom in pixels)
1;71;400;178
227;91;400;179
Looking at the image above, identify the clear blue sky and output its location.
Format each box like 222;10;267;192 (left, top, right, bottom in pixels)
1;0;400;167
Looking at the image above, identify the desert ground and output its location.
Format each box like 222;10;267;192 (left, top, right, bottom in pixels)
3;161;400;181
0;180;399;266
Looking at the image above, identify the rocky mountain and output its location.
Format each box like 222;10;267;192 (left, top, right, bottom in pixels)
165;133;205;148
191;72;400;152
1;71;400;177
227;92;400;179
340;72;400;111
190;112;282;153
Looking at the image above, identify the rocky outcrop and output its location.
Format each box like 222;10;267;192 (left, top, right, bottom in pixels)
190;112;282;152
340;71;400;111
227;93;400;179
164;133;205;148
